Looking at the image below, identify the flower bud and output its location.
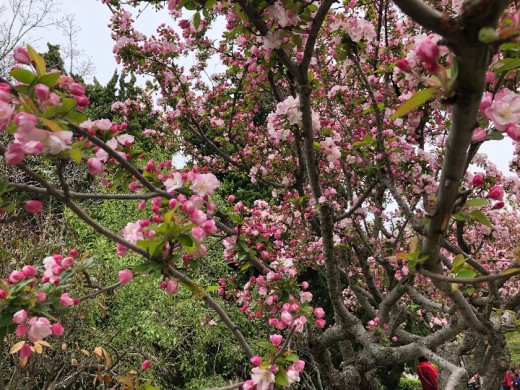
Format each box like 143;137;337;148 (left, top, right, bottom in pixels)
13;47;31;65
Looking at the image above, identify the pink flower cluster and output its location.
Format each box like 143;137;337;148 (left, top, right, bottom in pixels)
2;47;94;166
244;352;305;389
482;89;520;140
12;309;64;358
42;253;76;285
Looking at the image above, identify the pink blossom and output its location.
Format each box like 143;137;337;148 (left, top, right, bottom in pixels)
191;226;206;243
472;174;484;187
87;157;104;176
118;269;133;285
15;128;73;155
391;336;398;342
70;83;86;96
471;127;487;143
165;278;179;295
293;360;305;372
250;355;263;366
480;92;493;111
22;265;37;278
416;38;439;64
14;113;37;131
299;291;313;303
122;222;143;243
190;173;220;196
141;359;151;371
280;311;292;325
202;220;217;235
315;319;326;328
59;292;75;307
487;185;504;201
228;195;235;203
13;310;28;324
23;140;43;155
35;84;50;100
0;101;14;130
24;200;43;213
116;134;135;145
293;316;307;332
242;380;254;390
19;343;32;358
13;47;31;65
270;334;283;346
0;290;7;299
61;257;74;268
492;201;505;210
506;123;520;141
164;172;183;191
51;323;64;337
28;317;52;341
190;209;207;225
314;307;325;319
485;88;520;131
75;95;89;108
15;325;27;338
36;292;47;303
9;270;26;283
4;142;25;164
251;366;275;390
396;59;411;73
263;30;282;50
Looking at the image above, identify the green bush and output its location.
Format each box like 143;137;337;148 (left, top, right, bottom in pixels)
398;377;422;390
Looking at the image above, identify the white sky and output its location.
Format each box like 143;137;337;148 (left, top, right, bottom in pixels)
31;1;516;175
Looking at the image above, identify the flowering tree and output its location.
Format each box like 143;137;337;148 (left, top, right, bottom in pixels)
1;0;520;389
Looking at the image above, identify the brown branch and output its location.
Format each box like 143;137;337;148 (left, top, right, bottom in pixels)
418;267;520;285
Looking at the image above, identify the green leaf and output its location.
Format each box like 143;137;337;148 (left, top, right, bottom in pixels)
138;380;161;390
491;58;520;73
65;110;87;124
10;68;36;84
204;0;217;9
469;210;492;228
391;88;437;119
178;234;194;248
453;212;469;221
487;130;504;141
205;285;220;293
27;45;46;76
452;254;466;273
463;198;489;208
456;269;477;279
42;105;61;118
257;341;277;353
38;72;61;87
230;213;243;223
193;12;201;29
275;367;289;386
133;261;162;275
70;148;82;164
285;353;299;362
499;42;520;51
362;103;385;115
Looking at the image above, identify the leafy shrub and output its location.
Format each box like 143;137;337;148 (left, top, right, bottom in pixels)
398;377;422;390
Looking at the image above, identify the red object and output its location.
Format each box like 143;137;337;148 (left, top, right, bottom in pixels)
503;371;513;387
416;361;439;390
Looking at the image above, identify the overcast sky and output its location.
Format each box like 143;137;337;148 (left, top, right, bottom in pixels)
34;1;515;174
